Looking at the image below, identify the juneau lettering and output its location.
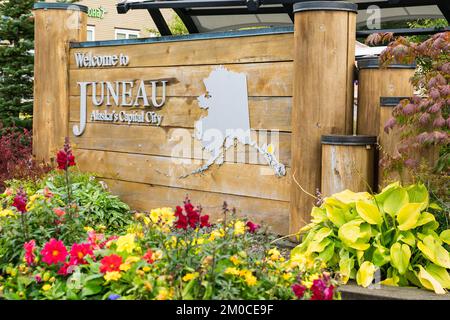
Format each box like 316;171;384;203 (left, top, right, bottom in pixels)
74;52;129;68
73;80;167;136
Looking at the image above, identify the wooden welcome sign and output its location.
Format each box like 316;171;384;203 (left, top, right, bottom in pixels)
33;2;396;235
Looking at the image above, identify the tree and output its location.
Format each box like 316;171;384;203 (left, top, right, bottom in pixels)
0;0;35;129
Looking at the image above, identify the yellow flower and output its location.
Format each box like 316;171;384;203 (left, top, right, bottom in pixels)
43;272;50;282
156;287;169;300
230;255;240;265
119;263;131;272
49;277;56;283
0;209;15;218
160;207;175;225
182;272;199;282
42;284;52;291
150;209;160;224
268;248;281;261
143;266;151;272
283;273;293;281
104;271;122;282
116;234;136;254
209;228;225;241
26;194;40;211
125;256;140;264
224;267;240;276
144;281;153;291
244;273;257;286
84;226;93;232
233;221;246;236
309;273;320;282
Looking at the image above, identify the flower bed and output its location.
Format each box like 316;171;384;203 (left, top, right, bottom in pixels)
0;141;340;300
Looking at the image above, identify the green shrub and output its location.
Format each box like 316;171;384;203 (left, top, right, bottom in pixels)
291;182;450;294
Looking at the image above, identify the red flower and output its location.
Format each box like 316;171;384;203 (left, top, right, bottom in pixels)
43;187;53;198
174;198;210;229
56;138;76;170
53;208;66;217
310;278;334;300
292;283;306;299
23;240;36;266
99;254;122;274
246;221;260;233
12;189;27;213
143;249;154;264
41;239;68;265
69;243;94;265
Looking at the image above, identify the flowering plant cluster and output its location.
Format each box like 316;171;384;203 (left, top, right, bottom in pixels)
0;198;341;300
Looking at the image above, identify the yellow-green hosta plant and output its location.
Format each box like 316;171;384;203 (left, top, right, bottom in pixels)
291;182;450;294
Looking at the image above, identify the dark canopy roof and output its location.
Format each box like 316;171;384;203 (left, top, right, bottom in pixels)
116;0;450;36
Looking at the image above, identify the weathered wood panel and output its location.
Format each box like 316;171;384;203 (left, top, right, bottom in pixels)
75;149;291;202
69;96;292;131
102;178;289;235
69;33;294;69
69;62;293;97
71;122;292;166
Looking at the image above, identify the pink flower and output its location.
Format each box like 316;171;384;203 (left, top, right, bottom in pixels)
53;208;66;217
12;189;27;213
246;221;260;233
23;240;36;266
56;138;76;170
292;284;306;299
40;239;68;265
69;243;94;265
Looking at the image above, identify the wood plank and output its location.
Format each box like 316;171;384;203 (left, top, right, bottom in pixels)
101;178;289;235
70;122;291;166
75;149;291;202
69;33;294;69
69;62;293;97
69;96;292;131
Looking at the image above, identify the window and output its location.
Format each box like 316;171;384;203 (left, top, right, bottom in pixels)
115;28;140;40
87;25;95;41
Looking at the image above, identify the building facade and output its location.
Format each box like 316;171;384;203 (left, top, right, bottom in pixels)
78;0;173;41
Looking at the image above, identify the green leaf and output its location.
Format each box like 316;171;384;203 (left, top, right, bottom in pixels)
397;203;422;231
81;279;103;297
332;189;373;205
397;231;416;247
310;207;327;224
372;244;391;267
426;264;450;289
416;265;446;294
415;212;436;228
356;261;377;287
390;243;411;275
318;242;335;263
325;204;347;228
339;256;355;284
356;201;383;225
440;230;450;245
382;188;409;217
406;183;429;211
375;182;401;204
417;235;450;269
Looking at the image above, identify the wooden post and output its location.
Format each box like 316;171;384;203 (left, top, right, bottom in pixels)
291;1;356;234
33;3;87;163
321;135;376;197
356;57;415;136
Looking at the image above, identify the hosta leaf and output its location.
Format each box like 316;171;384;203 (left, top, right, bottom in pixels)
397;231;416;247
416;265;446;294
415;212;436;228
390;243;411;275
356;201;383;225
339;220;363;243
325;205;347;228
311;207;328;224
440;230;450;245
375;182;401;204
309;238;331;253
332;189;372;205
406;184;429;211
339;256;355;284
318;242;335;263
426;264;450;289
356;261;377;287
380;274;399;286
383;188;409;217
397;203;422;231
417;236;450;269
312;227;332;243
372;244;391;267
